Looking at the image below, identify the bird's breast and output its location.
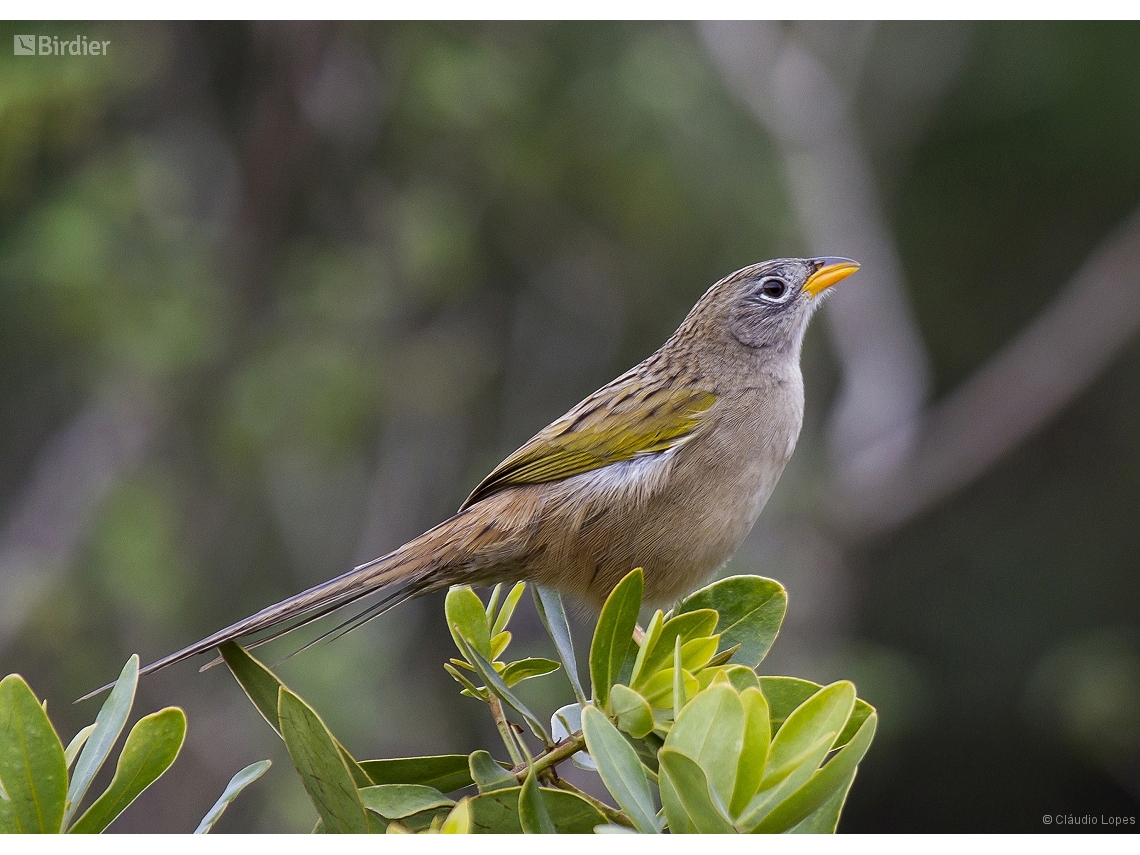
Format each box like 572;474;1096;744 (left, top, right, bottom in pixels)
530;376;805;607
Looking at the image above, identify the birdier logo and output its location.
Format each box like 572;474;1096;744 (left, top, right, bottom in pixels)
13;34;110;56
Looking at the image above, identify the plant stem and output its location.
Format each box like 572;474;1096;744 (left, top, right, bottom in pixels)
488;696;525;767
509;732;585;779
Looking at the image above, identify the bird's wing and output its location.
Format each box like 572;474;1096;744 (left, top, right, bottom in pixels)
460;381;717;510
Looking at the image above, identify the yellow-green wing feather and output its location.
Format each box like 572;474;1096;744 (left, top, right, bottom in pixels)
460;383;716;510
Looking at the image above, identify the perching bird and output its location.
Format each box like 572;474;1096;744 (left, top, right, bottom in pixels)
126;256;858;682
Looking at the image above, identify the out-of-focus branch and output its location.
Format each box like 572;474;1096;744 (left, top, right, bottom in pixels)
699;21;933;475
829;204;1140;538
0;386;163;647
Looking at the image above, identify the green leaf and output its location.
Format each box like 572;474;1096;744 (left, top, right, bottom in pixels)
468;786;604;833
736;733;833;831
836;698;876;750
640;667;699;709
468;750;516;793
491;582;527;636
533;586;587;704
194;759;271;833
219;642;283;735
673;635;686;717
705;644;742;669
763;681;855;787
581;705;660;833
501;658;560;687
63;725;96;771
658;766;695;834
489;631;512;661
359;784;454;819
730;688;770;816
589;568;643;707
218;642;371;788
518;769;556;834
445;586;492;659
455;635;552;745
630;610;663;687
0;794;14;835
607;684;654;739
723;665;762;694
634;609;718;687
69;707;186;833
752;713;877;833
680;635;720;672
439;798;472;833
760;676;822;735
444;662;488;700
484;583;503;623
0;674;68;833
658;749;735;833
787;767;857;833
66;655;138;827
277;688;368;833
678;576;787;667
359;755;473;792
664;683;743;808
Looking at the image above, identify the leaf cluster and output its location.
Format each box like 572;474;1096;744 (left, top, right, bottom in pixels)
209;569;876;834
0;656;266;834
1;569;876;834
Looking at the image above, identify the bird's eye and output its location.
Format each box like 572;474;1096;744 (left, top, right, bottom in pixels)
759;278;788;301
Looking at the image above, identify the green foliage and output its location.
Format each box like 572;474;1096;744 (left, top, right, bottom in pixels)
69;708;187;834
533;586;588;703
2;571;874;833
589;568;643;707
0;656;261;833
466;785;605;834
202;572;875;833
0;674;67;833
581;705;662;833
677;575;786;668
278;688;371;833
359;755;472;792
194;761;272;834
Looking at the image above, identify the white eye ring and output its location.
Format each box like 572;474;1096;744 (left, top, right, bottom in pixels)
757;277;791;302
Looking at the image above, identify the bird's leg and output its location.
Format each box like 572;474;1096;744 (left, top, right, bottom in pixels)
633;623;646;644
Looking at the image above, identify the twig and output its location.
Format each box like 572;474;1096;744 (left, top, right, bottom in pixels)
509;732;586;779
488;696;525;767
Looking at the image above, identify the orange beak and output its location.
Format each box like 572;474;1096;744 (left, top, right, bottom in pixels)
803;257;860;298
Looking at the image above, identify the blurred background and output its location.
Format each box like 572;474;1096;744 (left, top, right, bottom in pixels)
1;20;1139;832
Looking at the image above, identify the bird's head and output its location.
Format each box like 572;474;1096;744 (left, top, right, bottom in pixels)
676;257;860;362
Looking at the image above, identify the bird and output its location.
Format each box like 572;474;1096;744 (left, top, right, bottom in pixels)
115;256;858;686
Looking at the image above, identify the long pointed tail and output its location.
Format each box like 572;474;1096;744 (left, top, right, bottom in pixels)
79;507;508;701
